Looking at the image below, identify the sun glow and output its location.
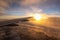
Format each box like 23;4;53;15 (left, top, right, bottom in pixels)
27;12;48;22
33;13;42;20
29;13;48;25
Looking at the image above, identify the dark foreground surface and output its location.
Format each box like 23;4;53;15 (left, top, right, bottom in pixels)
0;17;60;40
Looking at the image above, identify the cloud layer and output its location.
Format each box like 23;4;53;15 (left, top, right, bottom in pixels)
0;0;60;16
20;0;46;6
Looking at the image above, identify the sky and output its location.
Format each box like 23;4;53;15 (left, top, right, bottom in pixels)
0;0;60;16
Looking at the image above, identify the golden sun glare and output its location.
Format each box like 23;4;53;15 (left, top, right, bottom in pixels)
29;13;48;25
33;13;42;20
32;13;48;21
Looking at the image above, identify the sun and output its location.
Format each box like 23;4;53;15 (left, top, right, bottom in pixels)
33;13;42;20
29;13;48;25
32;13;48;21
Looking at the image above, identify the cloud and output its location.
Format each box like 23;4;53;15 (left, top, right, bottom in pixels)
25;8;48;17
18;0;47;7
0;0;9;15
0;0;60;16
0;0;19;15
0;0;9;8
49;12;60;15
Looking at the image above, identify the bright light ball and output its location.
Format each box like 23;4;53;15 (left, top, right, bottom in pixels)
33;13;42;20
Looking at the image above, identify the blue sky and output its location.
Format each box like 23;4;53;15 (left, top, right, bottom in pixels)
0;0;60;16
